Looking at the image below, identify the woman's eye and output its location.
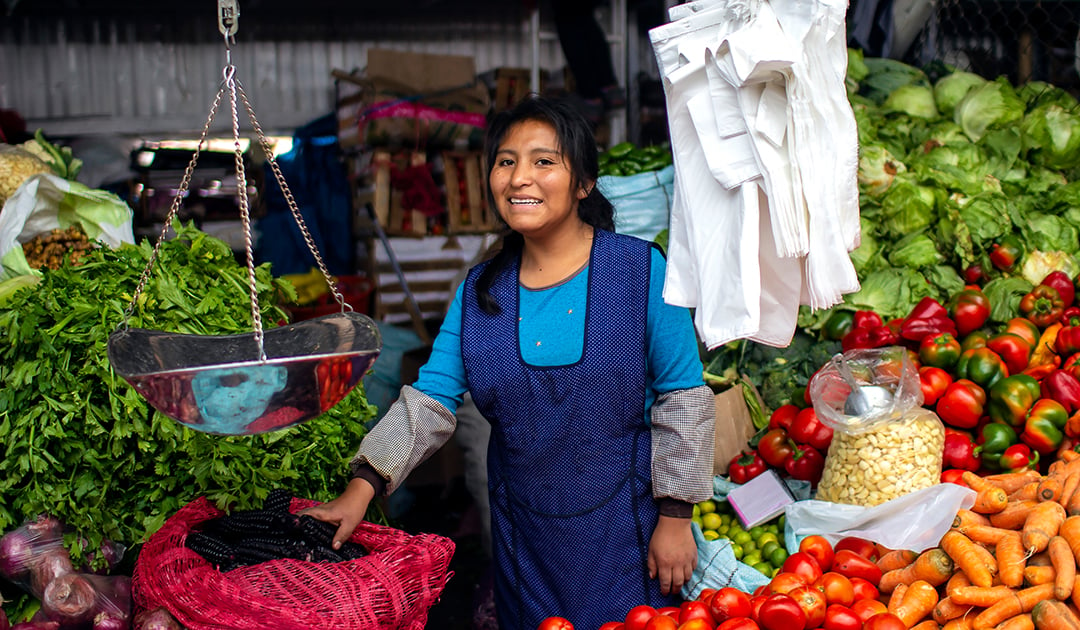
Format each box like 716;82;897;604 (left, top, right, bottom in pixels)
536;158;555;166
497;158;514;167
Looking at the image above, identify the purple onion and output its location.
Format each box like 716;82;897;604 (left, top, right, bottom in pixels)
0;528;35;580
92;611;129;630
0;608;9;630
30;547;73;596
11;622;60;630
133;607;183;630
24;516;63;544
41;573;97;626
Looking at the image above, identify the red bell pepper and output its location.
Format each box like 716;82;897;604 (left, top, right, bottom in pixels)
1055;323;1080;356
769;404;800;431
950;287;991;338
941;468;969;486
1062;306;1080;328
989;234;1024;271
900;297;957;343
1041;370;1080;415
987;374;1041;428
942;431;981;471
784;445;825;484
1040;270;1076;308
1005;317;1042;347
841;326;874;351
986;332;1034;376
1064;353;1080;382
919;365;953;407
788;408;834;451
1020;398;1069;454
999;443;1039;473
936;378;987;429
956;346;1010;390
852;310;884;331
867;325;899;348
728;450;768;484
1020;284;1066;329
919;332;962;370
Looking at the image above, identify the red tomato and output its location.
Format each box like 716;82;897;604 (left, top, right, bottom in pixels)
768;572;807;595
752;584;771;598
821;604;861;630
598;624;625;630
830;550;882;586
708;587;752;623
625;606;660;630
812;572;854;607
757;594;807;630
749;595;768;623
658;607;681;619
782;552;823;584
644;615;679;630
788;585;827;629
698;589;718;606
798;535;835;572
678;601;715;625
676;620;713;630
832;537;879;563
717;619;759;630
861;612;906;630
538;617;575;630
850;599;887;624
849;577;879;602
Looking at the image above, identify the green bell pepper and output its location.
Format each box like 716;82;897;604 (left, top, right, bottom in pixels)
979;422;1019;472
999;443;1039;473
822;310;855;341
1020;398;1069;454
956;346;1009;390
987;374;1041;428
919;332;962;370
960;330;990;352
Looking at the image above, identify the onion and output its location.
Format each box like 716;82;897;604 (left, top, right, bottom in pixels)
0;528;35;580
133;607;183;630
92;611;128;630
11;622;60;630
41;573;97;626
29;547;73;596
0;608;9;630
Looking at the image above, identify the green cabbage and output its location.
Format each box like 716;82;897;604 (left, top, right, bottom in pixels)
1021;104;1080;169
880;176;938;236
933;71;987;117
846;267;937;321
887;232;943;268
858;145;907;196
954;78;1025;142
883;84;940;119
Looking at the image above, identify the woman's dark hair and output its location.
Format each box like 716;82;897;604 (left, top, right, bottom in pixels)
475;95;615;314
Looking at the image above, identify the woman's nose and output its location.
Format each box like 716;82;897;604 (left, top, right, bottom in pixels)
509;163;531;186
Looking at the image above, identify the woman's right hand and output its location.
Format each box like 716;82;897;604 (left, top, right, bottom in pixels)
298;477;376;549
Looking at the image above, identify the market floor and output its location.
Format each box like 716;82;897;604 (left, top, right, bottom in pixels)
392;477;497;630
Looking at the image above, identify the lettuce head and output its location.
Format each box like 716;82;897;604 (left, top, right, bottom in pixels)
954;77;1025;142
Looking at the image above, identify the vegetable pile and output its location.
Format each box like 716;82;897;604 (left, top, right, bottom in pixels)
0;221;378;563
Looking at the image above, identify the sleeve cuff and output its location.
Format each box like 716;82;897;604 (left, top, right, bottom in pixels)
351;463;388;496
657;497;694;518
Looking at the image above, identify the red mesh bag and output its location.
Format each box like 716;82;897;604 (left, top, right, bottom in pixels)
132;496;455;630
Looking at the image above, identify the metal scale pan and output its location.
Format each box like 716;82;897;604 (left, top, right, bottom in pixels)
107;0;381;436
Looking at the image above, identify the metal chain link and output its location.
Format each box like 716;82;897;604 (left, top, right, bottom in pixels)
236;82;350;312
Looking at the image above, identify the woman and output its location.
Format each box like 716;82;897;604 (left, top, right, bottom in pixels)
302;96;714;629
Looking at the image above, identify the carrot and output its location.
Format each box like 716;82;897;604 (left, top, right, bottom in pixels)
992;501;1041;530
962;525;1013;546
998;530;1027;588
995;615;1035;630
1031;598;1080;629
944;615;977;630
948;570;974;598
878;549;920;572
935;596;976;624
1024;564;1056;586
957;509;994;530
911;621;941;630
973;583;1056;629
1058;470;1080;509
986;470;1044;494
951;585;1017;607
1038;474;1065;503
1011;482;1042;502
1067;485;1080;517
889;582;910;614
1049;536;1075;600
941;530;996;587
894;580;941;627
1071;575;1080;612
1022;501;1068;554
880;548;956;592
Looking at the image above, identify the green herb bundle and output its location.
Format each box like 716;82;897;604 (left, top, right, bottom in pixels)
0;222;377;560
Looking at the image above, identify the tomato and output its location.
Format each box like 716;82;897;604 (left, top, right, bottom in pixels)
676;620;713;630
598;624;625;630
821;604;861;630
678;601;715;625
830;550;882;586
717;619;759;630
625;606;660;630
798;535;835;572
861;612;906;630
757;594;807;630
832;537;879;563
698;589;718;606
850;599;887;623
782;552;823;584
709;587;752;623
768;572;807;595
813;572;854;607
538;617;575;630
788;585;827;629
644;615;679;630
758;429;795;467
658;607;681;619
752;584;771;598
849;577;879;602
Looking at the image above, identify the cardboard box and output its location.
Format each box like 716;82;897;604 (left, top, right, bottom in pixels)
713;383;762;477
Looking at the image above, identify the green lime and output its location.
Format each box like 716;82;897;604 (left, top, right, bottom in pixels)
753;562;773;575
691;516;703;528
733;531;752;546
769;547;789;567
757;532;779;547
742;541;757;555
718;525;729;536
702;513;723;531
731;543;744;560
703;530;720;541
749;526;766;539
692;504;701;518
742;552;762;567
699;499;718;515
760;541;781;559
720;514;733;526
766;524;780;535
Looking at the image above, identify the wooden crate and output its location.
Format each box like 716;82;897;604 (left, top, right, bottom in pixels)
372;150;429;236
443;151;495;233
493;67;532;111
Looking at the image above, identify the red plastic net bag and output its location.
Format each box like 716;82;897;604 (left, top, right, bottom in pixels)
132;496;455;630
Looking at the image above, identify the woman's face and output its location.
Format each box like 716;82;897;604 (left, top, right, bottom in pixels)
489;119;588;239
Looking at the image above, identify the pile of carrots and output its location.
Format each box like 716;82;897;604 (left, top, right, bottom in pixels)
873;453;1080;629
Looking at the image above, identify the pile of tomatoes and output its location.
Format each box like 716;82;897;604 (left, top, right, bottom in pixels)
537;536;909;630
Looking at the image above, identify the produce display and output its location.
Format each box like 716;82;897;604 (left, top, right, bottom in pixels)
597;142;673;177
692;499;788;577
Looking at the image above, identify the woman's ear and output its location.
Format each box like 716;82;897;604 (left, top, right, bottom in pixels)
578;180;594;200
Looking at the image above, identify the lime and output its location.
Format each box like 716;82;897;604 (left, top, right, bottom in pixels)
692;504;701;518
703;530;721;541
743;552;762;567
733;531;752;546
691;516;703;529
749;526;766;540
753;562;773;576
731;543;744;560
718;525;729;536
760;541;781;559
720;514;733;526
699;499;718;515
702;513;723;531
757;532;779;547
769;547;789;567
742;541;757;554
772;566;781;578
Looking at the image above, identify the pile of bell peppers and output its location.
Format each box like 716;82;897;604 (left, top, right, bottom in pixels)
730;404;833;486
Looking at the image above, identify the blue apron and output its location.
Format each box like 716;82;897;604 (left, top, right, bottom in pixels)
461;229;678;630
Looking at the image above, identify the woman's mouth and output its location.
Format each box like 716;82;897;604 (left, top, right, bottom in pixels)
509;197;542;206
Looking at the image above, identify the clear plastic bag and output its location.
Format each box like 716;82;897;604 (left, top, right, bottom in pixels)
40;573;132;629
809;348;946;506
0;515;72;597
